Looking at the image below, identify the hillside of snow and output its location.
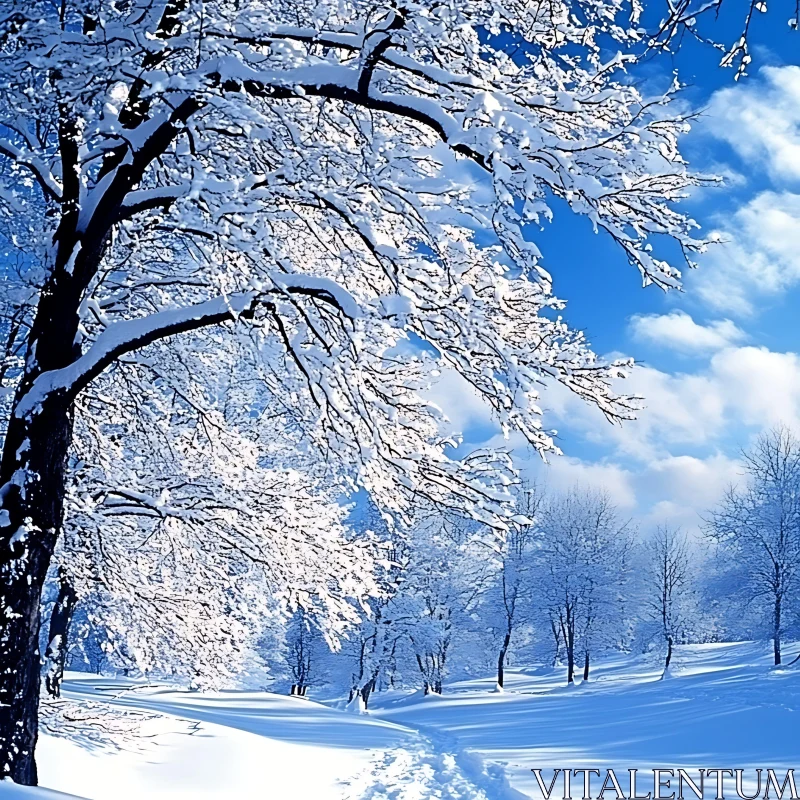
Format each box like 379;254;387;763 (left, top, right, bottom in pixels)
3;641;797;800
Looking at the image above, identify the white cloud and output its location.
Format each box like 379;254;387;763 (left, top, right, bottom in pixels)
710;346;800;429
693;66;800;313
425;368;498;437
523;454;638;509
629;310;746;353
425;341;800;535
541;343;800;467
693;191;800;314
707;65;800;184
542;363;726;461
633;453;742;535
520;449;740;535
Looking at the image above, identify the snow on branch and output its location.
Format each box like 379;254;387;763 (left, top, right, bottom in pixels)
0;137;62;202
16;277;362;416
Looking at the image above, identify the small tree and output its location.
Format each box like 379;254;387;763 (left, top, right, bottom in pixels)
706;426;800;666
285;610;321;697
491;482;544;690
404;515;491;695
644;525;691;676
537;488;632;684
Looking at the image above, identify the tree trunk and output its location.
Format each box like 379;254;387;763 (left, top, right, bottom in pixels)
497;630;512;689
0;254;83;783
360;676;376;710
583;651;590;682
774;594;782;666
0;391;75;785
44;568;78;698
565;620;575;684
664;636;673;671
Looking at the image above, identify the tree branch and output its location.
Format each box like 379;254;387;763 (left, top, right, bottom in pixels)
0;138;62;202
15;276;362;415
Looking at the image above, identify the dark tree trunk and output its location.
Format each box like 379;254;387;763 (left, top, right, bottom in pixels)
583;651;590;682
564;618;575;684
0;233;84;783
44;568;78;698
0;388;76;785
664;636;673;671
360;676;376;709
774;594;782;666
497;630;512;689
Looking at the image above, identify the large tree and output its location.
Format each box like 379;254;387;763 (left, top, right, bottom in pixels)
706;426;800;666
0;0;703;783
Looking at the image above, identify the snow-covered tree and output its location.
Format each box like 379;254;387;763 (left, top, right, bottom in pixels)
283;608;329;697
0;0;705;782
488;481;544;691
643;525;692;676
343;503;407;709
651;0;799;79
536;488;633;684
402;514;492;695
48;333;377;692
706;426;800;666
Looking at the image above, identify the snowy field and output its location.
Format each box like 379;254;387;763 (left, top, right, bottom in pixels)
3;641;798;800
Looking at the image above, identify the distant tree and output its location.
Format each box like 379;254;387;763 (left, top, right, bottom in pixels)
537;488;633;684
490;482;544;691
285;609;324;697
706;426;800;666
345;503;409;710
403;515;491;695
644;526;691;676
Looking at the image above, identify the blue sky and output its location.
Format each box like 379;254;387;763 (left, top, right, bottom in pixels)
430;14;800;533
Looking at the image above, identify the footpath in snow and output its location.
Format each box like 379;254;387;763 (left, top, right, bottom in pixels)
2;641;797;800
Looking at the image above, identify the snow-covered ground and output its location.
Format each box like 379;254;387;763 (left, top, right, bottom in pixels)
3;641;797;800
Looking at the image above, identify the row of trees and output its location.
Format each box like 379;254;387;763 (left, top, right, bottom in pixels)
276;427;800;702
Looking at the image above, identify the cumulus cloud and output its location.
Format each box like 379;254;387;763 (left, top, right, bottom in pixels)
521;449;740;535
425;368;499;439
542;363;725;461
710;346;800;429
541;344;800;467
521;453;638;509
693;191;800;314
692;66;800;313
426;340;800;535
707;65;800;184
629;310;746;353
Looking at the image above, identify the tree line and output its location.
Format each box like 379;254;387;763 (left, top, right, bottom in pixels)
278;427;800;704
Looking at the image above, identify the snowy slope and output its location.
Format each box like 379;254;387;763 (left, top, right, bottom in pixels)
0;784;85;800
17;642;800;800
371;641;800;799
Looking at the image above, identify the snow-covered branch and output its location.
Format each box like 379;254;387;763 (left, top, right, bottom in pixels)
0;137;62;201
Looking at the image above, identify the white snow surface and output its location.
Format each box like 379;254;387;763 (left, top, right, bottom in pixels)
12;641;799;800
